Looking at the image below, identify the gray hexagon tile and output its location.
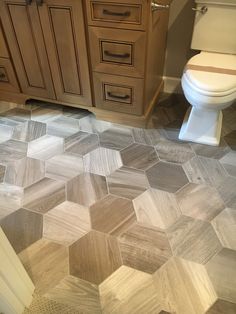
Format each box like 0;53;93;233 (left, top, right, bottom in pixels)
219;151;236;177
47;116;80;138
0;183;23;219
107;166;149;200
31;105;62;123
199;157;228;187
28;135;64;161
216;176;236;208
176;183;225;221
83;147;122;176
0;208;43;253
167;215;222;264
224;130;236;150
43;201;91;246
89;195;136;236
4;157;45;187
69;230;122;284
1;108;31;122
99;126;134;151
65;131;99;156
119;223;172;273
62;106;90;120
183;156;212;185
0;139;28;164
46;153;84;181
79;114;112;134
155;138;195;164
131;128;153;145
206;248;236;304
146;161;189;193
67;173;108;207
12;120;46;142
191;139;230;159
0;124;14;143
120;143;159;170
211;208;236;250
133;188;181;229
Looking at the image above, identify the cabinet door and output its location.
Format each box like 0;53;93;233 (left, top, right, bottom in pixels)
38;0;92;106
0;0;55;99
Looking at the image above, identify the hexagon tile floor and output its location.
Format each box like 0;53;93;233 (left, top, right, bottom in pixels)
0;98;236;314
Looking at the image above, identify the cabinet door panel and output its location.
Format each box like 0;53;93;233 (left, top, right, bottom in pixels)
0;0;55;99
39;0;92;106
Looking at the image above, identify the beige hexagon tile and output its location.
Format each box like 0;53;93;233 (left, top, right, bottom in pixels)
99;126;134;151
0;139;28;164
12;120;46;142
43;201;91;246
133;188;181;229
65;131;99;156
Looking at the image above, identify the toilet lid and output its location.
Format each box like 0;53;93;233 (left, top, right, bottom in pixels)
185;52;236;94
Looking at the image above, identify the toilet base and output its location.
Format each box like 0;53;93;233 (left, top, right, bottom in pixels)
179;107;223;146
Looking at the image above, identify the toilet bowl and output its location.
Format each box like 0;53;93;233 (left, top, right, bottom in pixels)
179;51;236;146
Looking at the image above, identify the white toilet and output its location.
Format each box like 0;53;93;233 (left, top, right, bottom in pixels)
179;0;236;146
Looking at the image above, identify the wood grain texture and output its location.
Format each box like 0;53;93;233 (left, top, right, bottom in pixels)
133;188;181;229
167;216;222;264
0;183;23;219
217;176;236;208
47;116;80;139
90;195;136;236
43;201;91;246
119;223;172;273
99;265;163;314
12;120;46;142
146;161;189;193
23;177;66;214
176;183;224;221
211;208;236;250
31;105;62;123
199;157;228;188
0;139;28;164
191;140;230;159
19;238;69;294
65;131;99;156
83;147;123;176
99;126;134;151
69;230;122;285
206;249;236;304
67;173;108;207
0;164;5;182
45;275;102;314
120;143;159;170
79;114;111;134
183;156;212;185
0;207;43;253
153;257;217;314
1;108;30;122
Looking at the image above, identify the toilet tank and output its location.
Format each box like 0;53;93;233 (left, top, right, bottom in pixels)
191;0;236;54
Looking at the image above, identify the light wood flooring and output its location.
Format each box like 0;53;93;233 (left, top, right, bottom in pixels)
0;98;236;314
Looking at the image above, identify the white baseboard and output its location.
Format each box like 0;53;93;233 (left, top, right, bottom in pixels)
163;76;183;94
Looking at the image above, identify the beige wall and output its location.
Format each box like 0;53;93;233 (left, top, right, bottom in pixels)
164;0;196;78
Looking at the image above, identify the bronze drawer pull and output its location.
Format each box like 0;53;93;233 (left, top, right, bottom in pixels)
107;91;130;100
104;50;130;59
103;9;131;17
0;72;6;79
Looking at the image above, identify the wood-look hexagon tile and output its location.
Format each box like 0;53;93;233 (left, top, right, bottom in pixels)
31;105;62;123
119;223;172;274
216;176;236;208
65;132;99;156
46;153;84;182
155;138;195;164
43;201;91;246
107;167;149;200
67;173;108;207
0;165;5;183
28;135;64;161
133;188;181;229
206;248;236;304
83;147;123;176
44;275;101;314
12;120;46;142
0;139;28;164
131;128;153;145
176;183;225;221
90;195;136;236
120;143;159;170
224;130;236;150
0;208;43;253
164;120;182;141
0;124;13;143
167;216;222;264
4;157;45;187
1;108;31;122
18;238;69;294
146;161;189;193
153;257;218;314
69;230;122;285
206;299;236;314
62;107;90;120
199;157;228;187
219;151;236;177
99;265;163;314
47;116;80;138
0;183;23;219
79;114;112;134
143;129;167;146
99;126;134;151
183;156;212;185
211;208;236;250
191;139;230;159
23;178;66;214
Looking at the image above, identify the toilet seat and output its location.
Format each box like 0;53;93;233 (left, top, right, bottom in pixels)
184;52;236;95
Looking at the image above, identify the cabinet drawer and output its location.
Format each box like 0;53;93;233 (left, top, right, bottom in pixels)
93;72;143;115
0;24;9;58
0;58;20;93
87;0;147;30
89;27;146;78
